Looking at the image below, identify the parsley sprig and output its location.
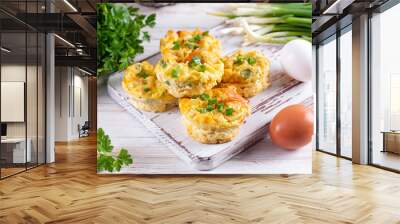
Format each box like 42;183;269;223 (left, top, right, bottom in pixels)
97;128;133;172
97;4;156;76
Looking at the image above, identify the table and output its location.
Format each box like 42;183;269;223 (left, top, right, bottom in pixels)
97;3;313;174
1;138;31;164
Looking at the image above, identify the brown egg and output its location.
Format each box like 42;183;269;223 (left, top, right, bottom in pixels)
269;104;314;150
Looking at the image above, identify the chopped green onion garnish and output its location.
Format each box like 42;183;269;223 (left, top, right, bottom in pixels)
171;67;179;78
202;31;209;36
172;41;180;50
240;69;252;78
196;108;207;113
160;60;167;68
247;57;256;65
136;70;148;78
217;102;224;112
185;43;199;49
189;34;202;42
208;98;217;105
190;56;202;66
206;105;214;111
197;64;206;72
225;107;234;116
199;93;210;101
234;56;245;65
143;87;150;92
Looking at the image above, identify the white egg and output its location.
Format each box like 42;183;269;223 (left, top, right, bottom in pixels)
279;39;312;82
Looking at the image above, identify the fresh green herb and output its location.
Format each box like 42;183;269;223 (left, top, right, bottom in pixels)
225;107;234;116
196;108;207;113
172;41;180;50
191;56;202;66
189;56;206;72
247;56;256;65
234;56;245;65
202;31;209;36
197;64;206;72
240;69;252;78
208;98;217;105
160;60;167;68
185;42;199;49
200;93;210;101
171;66;179;78
136;69;148;78
234;56;256;66
97;128;133;172
217;102;225;112
189;34;202;43
143;87;150;92
206;105;214;111
97;3;156;76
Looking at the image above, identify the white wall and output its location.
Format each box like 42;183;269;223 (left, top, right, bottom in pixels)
1;64;46;164
54;66;89;141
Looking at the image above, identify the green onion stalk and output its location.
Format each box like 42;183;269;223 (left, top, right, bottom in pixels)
210;3;312;44
241;18;310;45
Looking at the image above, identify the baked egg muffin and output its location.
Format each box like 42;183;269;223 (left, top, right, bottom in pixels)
220;50;270;98
160;28;221;62
179;87;250;144
122;61;177;112
155;49;224;98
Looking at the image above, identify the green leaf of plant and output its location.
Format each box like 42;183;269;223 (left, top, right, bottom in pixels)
97;128;134;172
97;4;156;76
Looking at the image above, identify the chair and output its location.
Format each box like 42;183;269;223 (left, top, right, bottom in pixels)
78;121;90;138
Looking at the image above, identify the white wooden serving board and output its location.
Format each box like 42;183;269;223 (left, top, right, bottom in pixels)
107;24;313;170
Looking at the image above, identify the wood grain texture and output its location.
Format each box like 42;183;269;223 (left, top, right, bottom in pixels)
0;136;400;223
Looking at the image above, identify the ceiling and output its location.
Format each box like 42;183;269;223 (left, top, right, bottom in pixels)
0;0;98;73
312;0;392;44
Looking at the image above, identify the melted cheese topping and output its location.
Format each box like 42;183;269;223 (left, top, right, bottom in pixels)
179;87;250;129
222;50;269;84
122;61;175;101
155;50;224;86
160;28;221;62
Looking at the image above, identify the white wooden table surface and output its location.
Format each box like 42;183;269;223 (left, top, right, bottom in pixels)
98;3;312;174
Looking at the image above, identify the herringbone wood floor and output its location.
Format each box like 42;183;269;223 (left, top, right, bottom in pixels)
0;136;399;224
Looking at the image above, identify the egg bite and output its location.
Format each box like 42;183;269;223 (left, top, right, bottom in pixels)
122;61;177;112
160;28;221;62
179;87;250;144
220;50;270;98
155;50;224;98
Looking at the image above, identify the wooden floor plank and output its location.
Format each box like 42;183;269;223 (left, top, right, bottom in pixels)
0;135;399;224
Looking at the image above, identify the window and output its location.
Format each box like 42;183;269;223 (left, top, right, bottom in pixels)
317;35;337;155
370;2;400;171
339;27;352;158
0;1;46;179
